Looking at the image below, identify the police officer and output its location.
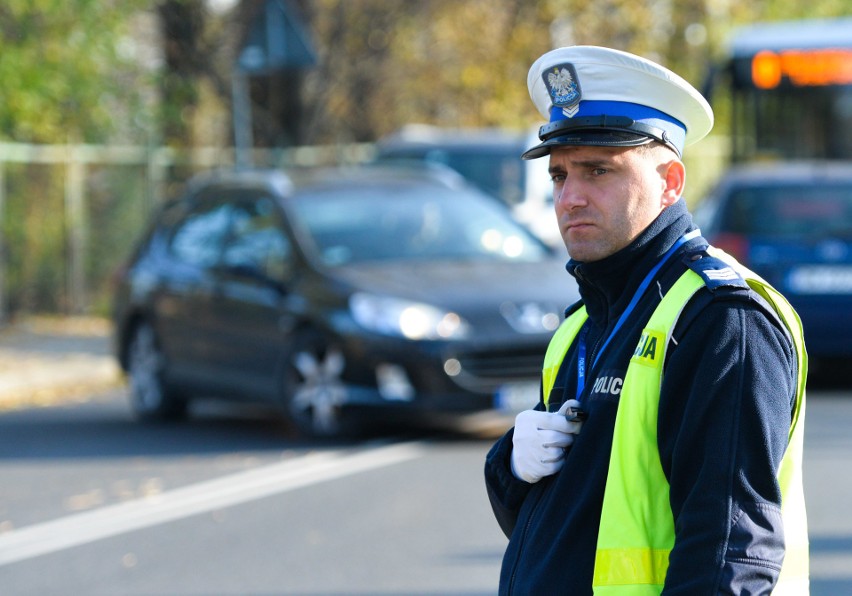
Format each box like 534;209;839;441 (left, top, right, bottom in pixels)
484;46;808;595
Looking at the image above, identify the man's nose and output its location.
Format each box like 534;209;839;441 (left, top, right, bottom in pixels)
555;182;585;210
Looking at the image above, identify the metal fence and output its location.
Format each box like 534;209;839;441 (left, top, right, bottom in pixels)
0;142;374;321
0;136;727;321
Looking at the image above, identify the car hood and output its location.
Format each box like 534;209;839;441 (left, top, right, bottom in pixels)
329;258;578;332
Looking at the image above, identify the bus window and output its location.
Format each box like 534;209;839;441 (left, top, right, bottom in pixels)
718;17;852;163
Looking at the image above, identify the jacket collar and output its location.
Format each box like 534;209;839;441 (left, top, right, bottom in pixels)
567;199;696;326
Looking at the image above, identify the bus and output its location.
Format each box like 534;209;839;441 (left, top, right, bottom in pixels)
696;18;852;366
716;17;852;163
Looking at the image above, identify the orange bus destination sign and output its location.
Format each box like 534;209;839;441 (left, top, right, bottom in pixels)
751;48;852;89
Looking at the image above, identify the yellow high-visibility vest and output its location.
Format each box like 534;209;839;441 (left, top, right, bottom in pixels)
542;249;808;595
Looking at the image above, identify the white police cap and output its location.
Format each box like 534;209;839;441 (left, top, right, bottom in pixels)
523;46;714;159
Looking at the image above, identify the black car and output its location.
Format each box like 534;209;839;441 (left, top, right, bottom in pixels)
112;164;578;437
694;161;852;365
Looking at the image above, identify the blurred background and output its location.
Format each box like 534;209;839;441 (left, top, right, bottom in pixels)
0;0;847;320
2;2;852;595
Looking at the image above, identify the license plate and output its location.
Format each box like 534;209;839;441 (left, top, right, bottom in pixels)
787;265;852;294
495;381;539;414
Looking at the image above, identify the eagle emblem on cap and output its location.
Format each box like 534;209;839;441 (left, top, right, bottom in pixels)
544;64;581;118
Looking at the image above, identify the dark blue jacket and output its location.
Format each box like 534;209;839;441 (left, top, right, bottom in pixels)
484;200;796;594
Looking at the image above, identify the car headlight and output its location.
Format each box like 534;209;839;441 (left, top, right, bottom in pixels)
500;301;562;334
349;293;471;340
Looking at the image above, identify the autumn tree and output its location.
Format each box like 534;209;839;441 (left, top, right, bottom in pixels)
0;0;151;143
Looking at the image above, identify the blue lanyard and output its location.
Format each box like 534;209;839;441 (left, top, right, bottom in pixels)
575;230;699;401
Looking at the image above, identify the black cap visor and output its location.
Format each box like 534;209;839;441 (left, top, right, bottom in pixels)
521;115;680;160
521;130;653;159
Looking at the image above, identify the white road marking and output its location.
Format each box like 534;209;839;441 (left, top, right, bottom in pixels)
0;441;425;566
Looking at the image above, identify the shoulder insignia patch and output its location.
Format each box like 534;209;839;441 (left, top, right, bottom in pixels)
685;253;748;291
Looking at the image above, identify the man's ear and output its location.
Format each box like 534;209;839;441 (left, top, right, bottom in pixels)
661;159;686;207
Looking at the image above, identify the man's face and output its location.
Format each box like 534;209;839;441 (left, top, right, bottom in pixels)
548;144;682;262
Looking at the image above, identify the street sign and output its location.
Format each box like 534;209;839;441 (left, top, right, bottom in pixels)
237;0;316;74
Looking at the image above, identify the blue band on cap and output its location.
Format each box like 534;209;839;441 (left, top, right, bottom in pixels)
549;100;686;153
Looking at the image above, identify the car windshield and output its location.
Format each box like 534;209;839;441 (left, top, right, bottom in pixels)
291;182;550;266
722;183;852;239
419;149;525;206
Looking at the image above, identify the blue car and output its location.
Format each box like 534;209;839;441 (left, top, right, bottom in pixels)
694;162;852;366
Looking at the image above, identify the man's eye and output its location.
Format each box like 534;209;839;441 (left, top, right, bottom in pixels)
550;173;566;183
592;168;607;176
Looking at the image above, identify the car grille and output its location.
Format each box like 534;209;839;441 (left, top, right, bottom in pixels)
447;347;546;393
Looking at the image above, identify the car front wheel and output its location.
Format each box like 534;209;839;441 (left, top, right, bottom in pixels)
281;331;350;438
126;322;187;421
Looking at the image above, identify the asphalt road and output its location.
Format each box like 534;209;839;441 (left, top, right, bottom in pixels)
0;387;851;595
0;390;507;595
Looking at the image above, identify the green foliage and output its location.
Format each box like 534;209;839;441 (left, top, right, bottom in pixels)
1;0;850;145
0;0;151;143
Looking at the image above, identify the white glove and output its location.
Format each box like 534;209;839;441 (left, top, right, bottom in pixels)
510;399;585;484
